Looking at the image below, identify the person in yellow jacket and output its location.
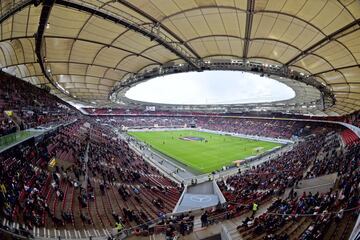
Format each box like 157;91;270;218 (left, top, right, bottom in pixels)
251;202;258;217
115;221;124;233
0;183;6;193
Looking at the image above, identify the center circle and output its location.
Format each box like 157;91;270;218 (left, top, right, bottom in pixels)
190;195;212;203
179;136;205;141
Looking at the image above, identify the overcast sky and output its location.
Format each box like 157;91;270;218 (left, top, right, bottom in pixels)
125;71;295;105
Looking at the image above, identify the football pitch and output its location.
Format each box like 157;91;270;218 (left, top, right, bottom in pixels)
129;130;281;173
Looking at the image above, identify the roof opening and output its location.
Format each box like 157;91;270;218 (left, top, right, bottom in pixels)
125;71;295;105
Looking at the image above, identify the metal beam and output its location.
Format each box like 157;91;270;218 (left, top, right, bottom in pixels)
335;96;360;102
186;35;302;52
0;0;35;24
243;0;254;59
1;60;133;74
328;82;360;86
332;102;360;110
44;35;162;65
159;6;357;64
55;0;201;69
310;64;360;76
34;0;69;97
285;19;360;66
22;73;118;82
117;0;201;59
334;91;360;95
185;36;347;66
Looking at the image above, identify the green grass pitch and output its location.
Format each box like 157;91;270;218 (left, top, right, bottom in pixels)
129;130;281;174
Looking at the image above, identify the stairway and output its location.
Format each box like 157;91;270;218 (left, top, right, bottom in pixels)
222;221;242;239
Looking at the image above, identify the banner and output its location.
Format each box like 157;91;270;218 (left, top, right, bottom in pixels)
145;106;156;111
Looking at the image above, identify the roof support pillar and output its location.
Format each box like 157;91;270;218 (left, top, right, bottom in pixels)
243;0;255;59
35;0;70;96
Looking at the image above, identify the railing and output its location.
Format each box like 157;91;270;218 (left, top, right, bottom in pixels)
349;213;360;240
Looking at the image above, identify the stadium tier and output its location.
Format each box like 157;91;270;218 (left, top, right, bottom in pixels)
0;72;359;239
0;1;360;240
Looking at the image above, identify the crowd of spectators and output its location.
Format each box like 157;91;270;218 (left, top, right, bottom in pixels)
0;114;358;239
85;124;183;228
0;120;97;230
233;133;359;240
0;72;77;136
217;135;327;218
0;72;359;239
99;115;335;140
343;110;360;128
198;117;308;139
304;133;342;179
0;135;54;228
0;118;17;137
299;142;359;240
0;118;185;238
82;108;221;116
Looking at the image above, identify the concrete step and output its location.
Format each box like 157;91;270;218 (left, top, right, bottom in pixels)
193;216;203;230
223;220;242;240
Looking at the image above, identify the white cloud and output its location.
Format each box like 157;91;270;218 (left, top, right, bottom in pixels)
125;71;295;105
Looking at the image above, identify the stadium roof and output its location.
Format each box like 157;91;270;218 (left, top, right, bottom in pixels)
0;0;359;115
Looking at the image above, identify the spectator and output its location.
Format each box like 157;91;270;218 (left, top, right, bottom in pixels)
201;211;208;227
